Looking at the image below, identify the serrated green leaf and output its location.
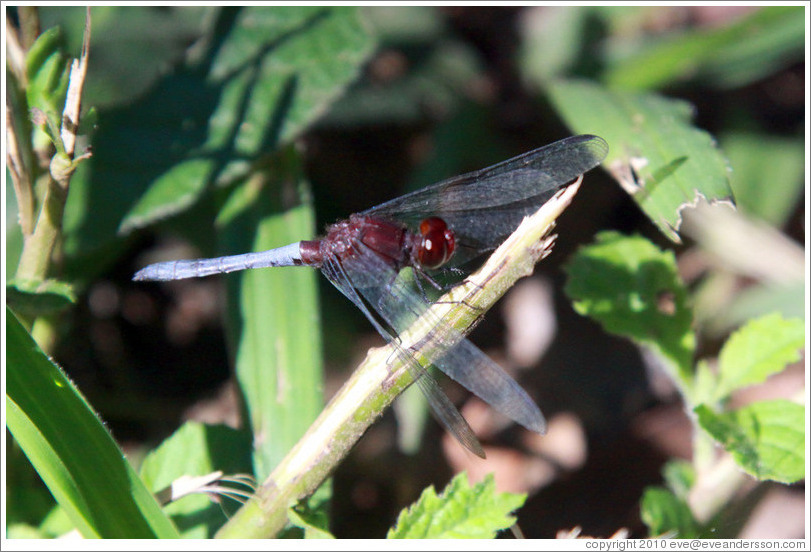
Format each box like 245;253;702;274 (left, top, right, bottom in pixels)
547;80;733;242
139;422;253;538
387;473;526;539
6;307;179;538
564;231;695;392
640;486;700;538
695;400;805;483
712;314;804;402
6;278;77;317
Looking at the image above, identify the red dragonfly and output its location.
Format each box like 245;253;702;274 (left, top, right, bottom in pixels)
134;134;609;457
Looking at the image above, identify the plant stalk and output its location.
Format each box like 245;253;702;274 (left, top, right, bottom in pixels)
13;8;91;284
216;180;583;538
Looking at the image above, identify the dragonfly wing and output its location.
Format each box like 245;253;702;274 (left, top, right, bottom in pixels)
340;241;545;435
362;135;608;258
411;365;486;458
320;254;486;458
434;339;546;433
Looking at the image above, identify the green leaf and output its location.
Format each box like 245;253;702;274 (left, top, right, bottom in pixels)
62;5;375;262
323;6;482;128
118;159;217;236
387;473;526;539
40;6;213;109
564;231;696;393
4;439;57;530
695;400;805;484
38;504;76;538
547;80;734;242
287;506;335;539
603;7;805;90
25;26;70;119
661;460;696;501
117;5;374;234
363;5;445;44
25;27;64;79
640;486;699;538
6;278;77;317
713;314;804;402
5;307;179;538
220;147;324;481
282;481;333;538
139;422;253;538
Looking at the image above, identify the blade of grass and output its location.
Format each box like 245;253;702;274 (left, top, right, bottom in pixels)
216;147;324;481
6;306;179;538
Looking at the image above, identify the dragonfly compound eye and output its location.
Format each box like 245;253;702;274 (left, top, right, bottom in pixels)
417;217;456;269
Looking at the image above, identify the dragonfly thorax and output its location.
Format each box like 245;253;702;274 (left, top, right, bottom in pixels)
301;214;457;273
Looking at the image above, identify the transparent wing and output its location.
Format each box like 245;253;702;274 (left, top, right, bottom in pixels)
362;135;608;262
337;241;546;435
320;254;486;458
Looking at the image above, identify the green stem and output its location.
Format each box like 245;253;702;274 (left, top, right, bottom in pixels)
215;181;583;538
15;175;68;282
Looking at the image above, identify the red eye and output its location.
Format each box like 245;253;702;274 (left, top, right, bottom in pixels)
417;217;455;269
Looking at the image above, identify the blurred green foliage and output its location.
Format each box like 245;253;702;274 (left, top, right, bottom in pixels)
6;5;804;539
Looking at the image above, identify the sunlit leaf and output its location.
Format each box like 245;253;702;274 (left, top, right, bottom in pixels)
713;314;804;402
696;400;805;483
640;486;699;538
139;422;252;538
564;231;695;392
548;80;733;242
387;473;525;539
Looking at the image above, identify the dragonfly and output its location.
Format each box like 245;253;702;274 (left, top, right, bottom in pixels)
134;134;608;458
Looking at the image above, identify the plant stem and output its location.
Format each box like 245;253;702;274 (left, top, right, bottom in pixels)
15;176;68;281
13;8;91;284
215;180;583;538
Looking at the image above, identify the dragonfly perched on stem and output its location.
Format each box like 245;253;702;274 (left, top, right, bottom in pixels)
134;134;608;458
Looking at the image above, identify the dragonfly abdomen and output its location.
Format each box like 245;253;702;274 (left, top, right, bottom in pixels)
133;242;304;281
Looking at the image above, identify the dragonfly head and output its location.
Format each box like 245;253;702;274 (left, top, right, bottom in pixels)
415;217;456;269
